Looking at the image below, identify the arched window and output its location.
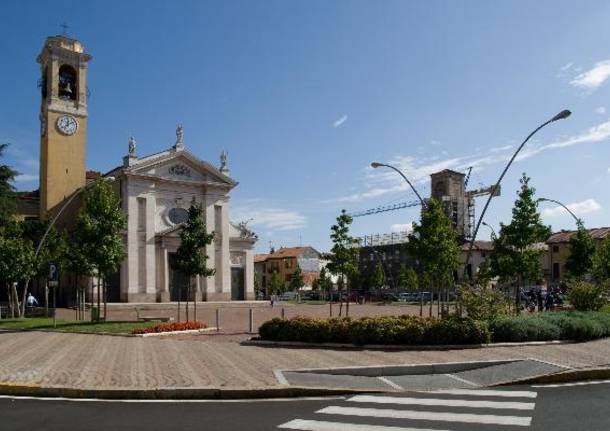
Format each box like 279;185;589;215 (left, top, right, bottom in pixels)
58;65;77;100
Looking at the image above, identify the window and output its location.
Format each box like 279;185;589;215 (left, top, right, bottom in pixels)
481;252;486;258
285;274;291;282
553;263;560;280
168;207;189;225
58;65;77;100
553;246;559;253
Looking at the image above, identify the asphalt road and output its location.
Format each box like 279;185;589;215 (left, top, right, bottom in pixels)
1;382;609;431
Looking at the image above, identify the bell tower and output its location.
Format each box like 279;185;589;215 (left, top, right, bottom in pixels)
37;35;92;216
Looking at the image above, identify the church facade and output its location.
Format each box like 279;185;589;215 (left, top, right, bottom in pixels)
25;35;257;302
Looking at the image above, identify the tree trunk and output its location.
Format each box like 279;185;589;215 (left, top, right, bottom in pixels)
103;278;107;321
193;278;197;322
45;283;50;318
177;286;181;322
428;277;433;317
186;283;190;322
96;277;101;322
21;279;31;317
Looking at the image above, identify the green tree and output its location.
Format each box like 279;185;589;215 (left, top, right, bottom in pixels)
326;210;359;316
74;179;127;321
0;143;18;226
407;198;460;316
370;261;386;290
565;221;596;279
489;174;550;311
0;222;35;317
254;272;263;298
268;271;284;295
475;259;493;288
593;236;610;282
288;265;305;292
313;267;332;300
398;264;418;292
174;204;215;321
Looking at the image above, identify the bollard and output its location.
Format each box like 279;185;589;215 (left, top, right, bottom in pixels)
215;308;220;332
281;307;285;319
249;308;254;333
329;302;333;317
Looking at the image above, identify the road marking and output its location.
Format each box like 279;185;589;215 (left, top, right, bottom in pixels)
378;377;404;391
347;395;535;410
274;369;289;385
533;379;610;388
0;395;345;404
429;389;537;398
278;418;451;431
316;406;532;426
443;373;478;387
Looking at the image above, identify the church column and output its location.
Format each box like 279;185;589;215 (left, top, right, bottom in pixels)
126;194;139;301
145;195;157;301
202;195;216;300
219;201;231;299
244;248;255;300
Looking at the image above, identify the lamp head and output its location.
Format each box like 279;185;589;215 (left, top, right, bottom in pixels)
551;110;571;122
370;162;382;169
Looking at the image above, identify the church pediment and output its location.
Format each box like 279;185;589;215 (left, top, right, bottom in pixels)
126;151;236;187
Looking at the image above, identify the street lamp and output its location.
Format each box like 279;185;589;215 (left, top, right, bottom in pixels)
464;109;571;279
482;221;497;240
371;162;427;209
537;197;581;225
35;176;116;257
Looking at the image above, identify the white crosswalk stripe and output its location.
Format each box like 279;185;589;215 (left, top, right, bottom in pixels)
278;388;538;430
348;395;535;410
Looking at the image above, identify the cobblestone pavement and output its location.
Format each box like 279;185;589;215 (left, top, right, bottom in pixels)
1;327;610;390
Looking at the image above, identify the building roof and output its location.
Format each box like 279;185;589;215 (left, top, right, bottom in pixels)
254;254;270;263
86;170;102;184
460;240;494;251
430;169;466;178
254;246;321;262
546;227;610;244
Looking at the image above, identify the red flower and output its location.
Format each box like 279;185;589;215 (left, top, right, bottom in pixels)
132;321;207;334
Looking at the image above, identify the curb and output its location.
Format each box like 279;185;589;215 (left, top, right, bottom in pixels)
242;338;574;351
0;327;219;338
498;367;610;386
0;383;379;400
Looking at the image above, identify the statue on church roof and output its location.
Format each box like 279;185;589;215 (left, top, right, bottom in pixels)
128;136;136;156
220;150;228;173
174;125;185;151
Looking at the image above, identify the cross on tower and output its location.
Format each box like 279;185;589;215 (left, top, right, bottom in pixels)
60;22;69;36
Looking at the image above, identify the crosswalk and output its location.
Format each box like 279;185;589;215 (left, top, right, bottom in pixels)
278;388;538;431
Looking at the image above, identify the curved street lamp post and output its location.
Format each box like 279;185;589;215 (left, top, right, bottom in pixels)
464;110;571;280
537;197;581;225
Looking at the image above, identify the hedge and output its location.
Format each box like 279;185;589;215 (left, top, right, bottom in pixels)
258;315;491;346
491;312;610;342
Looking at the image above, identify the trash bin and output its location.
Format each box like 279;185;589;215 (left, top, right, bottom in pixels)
91;306;99;322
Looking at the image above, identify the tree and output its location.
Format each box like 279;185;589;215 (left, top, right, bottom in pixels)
398;264;418;292
370;261;386;290
288;265;305;292
268;271;284;296
475;259;493;288
74;179;127;321
254;272;263;299
593;236;610;282
0;143;18;226
174;204;215;322
565;221;596;280
488;174;550;311
0;222;35;317
313;267;332;300
407;198;460;316
326;210;359;316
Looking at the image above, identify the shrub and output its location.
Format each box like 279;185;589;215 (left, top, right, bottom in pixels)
460;286;511;323
492;315;561;342
132;320;207;334
258;314;490;346
567;280;608;311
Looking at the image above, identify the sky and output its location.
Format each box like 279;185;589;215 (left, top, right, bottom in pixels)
1;0;610;254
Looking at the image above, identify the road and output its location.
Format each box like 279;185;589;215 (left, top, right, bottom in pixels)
1;382;609;430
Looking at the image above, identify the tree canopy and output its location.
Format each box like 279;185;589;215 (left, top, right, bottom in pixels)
288;265;305;292
565;221;596;279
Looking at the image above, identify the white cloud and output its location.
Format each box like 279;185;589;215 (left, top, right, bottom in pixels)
560;62;574;72
232;205;307;231
596;106;606;114
333;115;348;128
15;174;38;183
390;222;413;233
542;199;602;218
328;118;610;205
570;60;610;90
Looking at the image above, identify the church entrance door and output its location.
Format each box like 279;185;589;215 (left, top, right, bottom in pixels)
231;267;244;300
169;253;189;302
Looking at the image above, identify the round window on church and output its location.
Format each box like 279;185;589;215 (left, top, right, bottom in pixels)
168;207;189;225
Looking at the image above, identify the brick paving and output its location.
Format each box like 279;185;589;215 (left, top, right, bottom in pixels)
1;321;610;390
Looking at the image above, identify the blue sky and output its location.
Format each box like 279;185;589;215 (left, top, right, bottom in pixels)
2;0;610;253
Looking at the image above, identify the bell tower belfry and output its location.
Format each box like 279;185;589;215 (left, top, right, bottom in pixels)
37;36;92;217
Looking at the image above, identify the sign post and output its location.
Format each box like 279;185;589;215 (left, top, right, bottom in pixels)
48;263;59;327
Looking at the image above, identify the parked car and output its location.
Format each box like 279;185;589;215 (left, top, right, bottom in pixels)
279;291;298;301
381;292;399;302
398;292;419;302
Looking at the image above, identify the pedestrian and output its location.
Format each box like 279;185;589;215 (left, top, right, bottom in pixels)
270;294;274;307
26;293;38;308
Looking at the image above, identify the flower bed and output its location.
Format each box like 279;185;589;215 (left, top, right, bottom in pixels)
132;321;207;335
258;315;491;346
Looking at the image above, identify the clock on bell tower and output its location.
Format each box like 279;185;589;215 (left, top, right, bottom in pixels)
37;35;92;217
